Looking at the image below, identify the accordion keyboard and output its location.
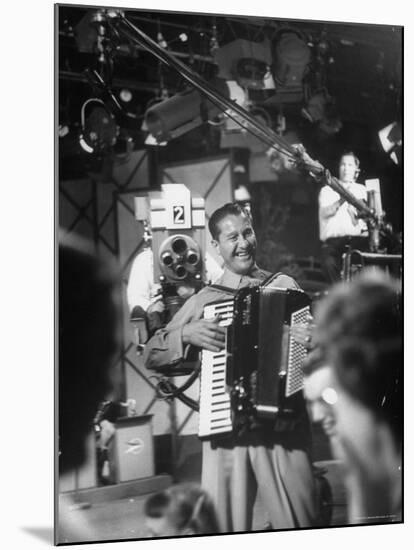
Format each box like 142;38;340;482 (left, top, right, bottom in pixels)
198;299;234;439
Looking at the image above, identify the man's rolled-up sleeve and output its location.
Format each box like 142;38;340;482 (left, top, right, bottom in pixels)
143;325;185;370
143;293;202;371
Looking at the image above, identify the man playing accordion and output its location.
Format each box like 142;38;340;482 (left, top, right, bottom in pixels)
144;202;317;533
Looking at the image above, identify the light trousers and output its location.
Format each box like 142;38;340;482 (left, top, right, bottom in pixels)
202;441;317;533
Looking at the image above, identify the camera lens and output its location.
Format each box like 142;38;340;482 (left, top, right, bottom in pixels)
161;252;174;266
175;264;187;279
172;238;187;255
186;249;199;265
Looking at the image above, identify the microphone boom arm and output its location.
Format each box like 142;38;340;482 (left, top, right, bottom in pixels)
108;12;380;226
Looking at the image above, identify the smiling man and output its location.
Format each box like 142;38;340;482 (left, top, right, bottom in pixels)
210;205;257;275
144;203;318;533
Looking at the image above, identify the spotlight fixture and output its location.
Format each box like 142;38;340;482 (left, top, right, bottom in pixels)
119;89;133;103
79;98;119;154
378;122;402;165
273;30;311;88
235;58;269;90
144;81;228;143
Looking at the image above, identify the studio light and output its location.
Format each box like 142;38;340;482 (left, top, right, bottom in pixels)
144;81;229;143
235;58;270;90
119;88;133;103
79;98;119;154
273;31;311;88
378;122;402;165
214;39;274;90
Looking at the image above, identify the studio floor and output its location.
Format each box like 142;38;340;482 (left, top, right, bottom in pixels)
57;427;348;544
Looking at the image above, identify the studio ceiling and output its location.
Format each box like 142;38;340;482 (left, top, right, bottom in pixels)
57;5;402;175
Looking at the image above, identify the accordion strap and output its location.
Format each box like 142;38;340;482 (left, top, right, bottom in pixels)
260;272;285;287
209;272;285;293
208;283;237;295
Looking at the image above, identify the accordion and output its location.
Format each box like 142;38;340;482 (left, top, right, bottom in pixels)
198;286;311;439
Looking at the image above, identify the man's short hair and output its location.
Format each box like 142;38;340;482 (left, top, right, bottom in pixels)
208;202;250;240
340;150;360;169
144;483;220;535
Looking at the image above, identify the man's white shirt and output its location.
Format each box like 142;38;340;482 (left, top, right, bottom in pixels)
318;182;368;241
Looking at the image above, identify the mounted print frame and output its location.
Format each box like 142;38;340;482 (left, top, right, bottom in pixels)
56;1;403;547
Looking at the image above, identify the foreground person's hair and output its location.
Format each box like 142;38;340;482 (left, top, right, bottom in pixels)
145;483;220;535
315;271;402;445
59;236;121;473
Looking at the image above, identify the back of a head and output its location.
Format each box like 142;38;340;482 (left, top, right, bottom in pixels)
315;271;402;442
145;483;220;536
208;202;249;240
59;236;121;473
